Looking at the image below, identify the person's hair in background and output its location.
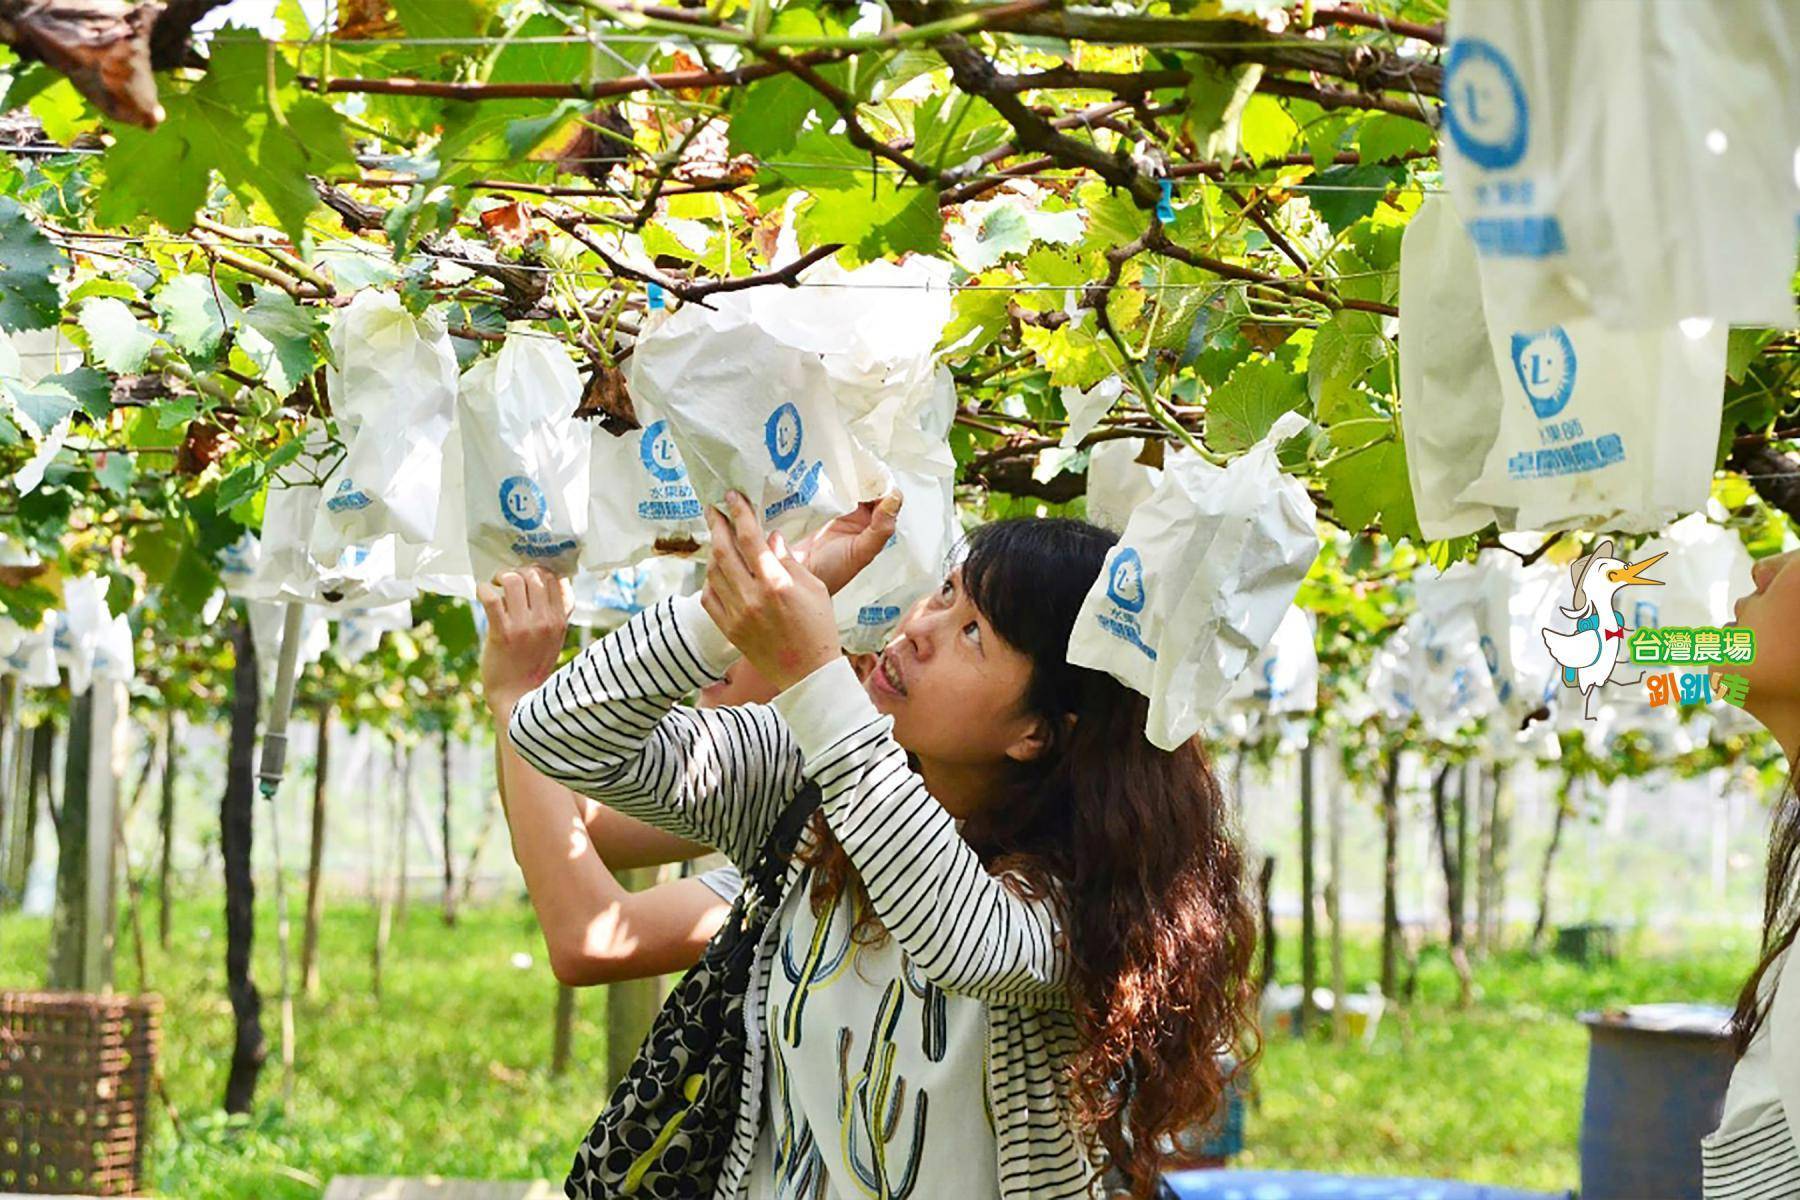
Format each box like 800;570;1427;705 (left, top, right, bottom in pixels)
1721;548;1800;1055
796;517;1260;1194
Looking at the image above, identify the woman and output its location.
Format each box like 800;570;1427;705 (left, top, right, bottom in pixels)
487;495;1257;1199
1704;547;1800;1197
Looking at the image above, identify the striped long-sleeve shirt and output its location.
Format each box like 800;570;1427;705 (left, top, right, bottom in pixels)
509;593;1099;1200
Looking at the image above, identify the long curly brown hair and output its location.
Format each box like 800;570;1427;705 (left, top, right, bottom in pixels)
793;517;1261;1197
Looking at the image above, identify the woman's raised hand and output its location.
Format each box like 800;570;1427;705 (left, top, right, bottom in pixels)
791;490;902;595
702;492;843;693
477;566;573;715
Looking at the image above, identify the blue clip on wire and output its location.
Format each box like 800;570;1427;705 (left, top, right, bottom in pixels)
1156;179;1175;224
647;281;665;311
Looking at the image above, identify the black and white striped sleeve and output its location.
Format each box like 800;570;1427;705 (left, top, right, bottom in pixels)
769;656;1072;1009
507;594;803;870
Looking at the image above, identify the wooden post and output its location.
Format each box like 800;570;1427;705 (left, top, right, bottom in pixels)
1298;739;1317;1035
156;710;179;951
1532;775;1574;954
439;729;456;926
47;683;123;991
1490;764;1512;953
395;745;412;926
1379;745;1401;1003
552;983;577;1078
1327;750;1347;1044
0;676;16;903
301;705;329;997
1256;855;1277;997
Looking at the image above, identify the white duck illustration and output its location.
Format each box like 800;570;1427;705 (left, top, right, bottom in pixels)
1540;538;1666;720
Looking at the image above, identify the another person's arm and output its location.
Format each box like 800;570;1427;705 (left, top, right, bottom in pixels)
479;574;732;985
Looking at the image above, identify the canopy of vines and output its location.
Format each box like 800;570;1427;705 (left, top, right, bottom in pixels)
0;0;1793;763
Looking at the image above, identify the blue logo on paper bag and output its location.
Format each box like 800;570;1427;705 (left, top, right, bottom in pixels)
638;420;686;483
1510;326;1577;418
1107;548;1147;614
765;403;803;471
499;475;548;532
326;476;372;513
1444;39;1529;170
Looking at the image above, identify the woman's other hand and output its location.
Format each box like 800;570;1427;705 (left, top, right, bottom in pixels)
791;491;902;595
702;492;842;693
477;566;572;715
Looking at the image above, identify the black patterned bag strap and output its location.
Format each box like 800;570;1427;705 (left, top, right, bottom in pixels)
747;782;822;911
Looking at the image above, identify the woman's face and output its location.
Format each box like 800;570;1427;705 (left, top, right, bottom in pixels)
863;567;1049;816
1721;549;1800;724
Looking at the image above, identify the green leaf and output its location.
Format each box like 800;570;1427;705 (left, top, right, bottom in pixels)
1306;310;1388;404
154;395;201;430
940;288;1010;357
1358;113;1433;164
1306;164;1402;234
215;461;266;513
1183;59;1262;159
1021;321;1114;389
1239;95;1299;162
728;74;818;159
1727;328;1777;384
95;33;354;242
78;298;159;373
41;367;111;420
800;180;942;260
958;205;1032;270
239;287;322;397
5;378;76;435
0;197;66;331
154;274;243;357
1321;430;1418;540
911;91;1009;172
393;0;497;38
503;99;586;159
28;78;98;143
1204;359;1307;452
94;449;133;497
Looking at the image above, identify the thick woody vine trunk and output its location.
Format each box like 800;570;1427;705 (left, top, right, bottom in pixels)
222;617;265;1114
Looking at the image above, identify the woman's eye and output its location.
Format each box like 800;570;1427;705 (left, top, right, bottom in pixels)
937;579;954;601
962;619;981;642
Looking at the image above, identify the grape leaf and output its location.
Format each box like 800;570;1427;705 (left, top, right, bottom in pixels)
41;367;112;420
5;378;76;436
1306;310;1387;404
1204;360;1307;452
1321;422;1419;539
0;198;66;331
1306;164;1403;234
238;288;322;397
911;92;1009;172
1183;59;1262;159
393;0;496;38
800;180;942;260
729;74;818;159
1358;113;1434;164
154;274;243;357
79;298;159;373
95;33;354;242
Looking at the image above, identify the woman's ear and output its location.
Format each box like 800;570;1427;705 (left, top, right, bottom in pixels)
1003;712;1074;764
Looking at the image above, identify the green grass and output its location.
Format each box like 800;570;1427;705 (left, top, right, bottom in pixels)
0;897;1761;1197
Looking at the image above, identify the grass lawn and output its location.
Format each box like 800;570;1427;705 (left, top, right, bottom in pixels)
0;894;1760;1197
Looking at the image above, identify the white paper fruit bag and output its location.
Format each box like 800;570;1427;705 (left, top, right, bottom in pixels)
583;399;707;573
1401;195;1728;537
1225;604;1318;715
460;328;590;581
313;291;459;559
629;300;862;542
1441;0;1800;329
1068;411;1320;750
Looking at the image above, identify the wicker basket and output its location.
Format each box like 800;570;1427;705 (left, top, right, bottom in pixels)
0;991;161;1196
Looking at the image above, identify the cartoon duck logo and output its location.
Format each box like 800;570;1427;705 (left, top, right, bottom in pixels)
1540;537;1666;720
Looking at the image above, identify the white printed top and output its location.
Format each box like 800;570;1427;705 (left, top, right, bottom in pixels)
1705;947;1800;1199
747;871;998;1200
